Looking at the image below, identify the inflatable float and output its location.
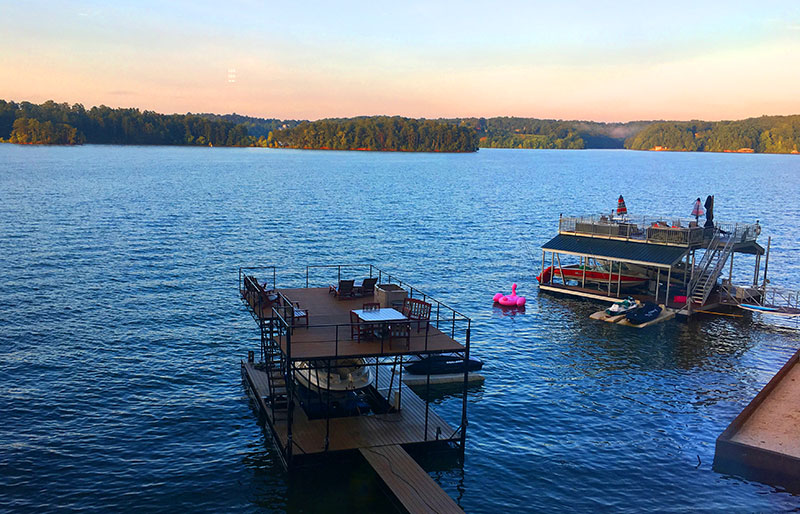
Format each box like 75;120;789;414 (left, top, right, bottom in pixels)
493;283;526;307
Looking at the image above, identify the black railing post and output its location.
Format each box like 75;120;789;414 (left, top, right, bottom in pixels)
460;321;471;452
306;266;309;288
325;358;331;451
285;322;294;468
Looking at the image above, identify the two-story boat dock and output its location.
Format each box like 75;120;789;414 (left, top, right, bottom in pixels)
537;213;768;318
238;264;470;513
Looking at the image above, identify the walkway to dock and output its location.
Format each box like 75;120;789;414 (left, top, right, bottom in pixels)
715;349;800;490
360;444;462;514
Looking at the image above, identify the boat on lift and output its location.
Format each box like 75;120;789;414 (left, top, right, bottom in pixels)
294;358;372;392
537;262;648;288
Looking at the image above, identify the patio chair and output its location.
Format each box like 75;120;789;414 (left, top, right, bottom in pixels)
350;310;370;342
329;279;355;299
354;277;378;297
281;297;308;329
401;297;432;332
388;321;411;350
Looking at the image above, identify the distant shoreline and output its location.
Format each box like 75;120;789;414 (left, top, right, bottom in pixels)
2;99;799;154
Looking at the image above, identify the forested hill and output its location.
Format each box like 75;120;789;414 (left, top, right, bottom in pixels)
197;113;303;138
0;100;251;146
266;117;479;152
449;117;651;149
624;115;800;153
3;99;798;154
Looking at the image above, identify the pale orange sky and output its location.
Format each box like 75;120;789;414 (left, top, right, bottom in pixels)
1;1;799;121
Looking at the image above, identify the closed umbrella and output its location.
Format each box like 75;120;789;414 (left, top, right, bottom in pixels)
704;195;714;228
616;195;627;216
691;197;704;222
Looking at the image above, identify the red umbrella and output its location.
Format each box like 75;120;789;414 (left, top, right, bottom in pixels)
691;197;704;221
616;195;627;216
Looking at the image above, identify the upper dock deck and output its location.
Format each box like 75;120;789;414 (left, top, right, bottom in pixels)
558;214;760;248
239;264;471;361
274;287;464;360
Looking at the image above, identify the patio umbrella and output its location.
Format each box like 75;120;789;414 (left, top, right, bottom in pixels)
691;197;704;222
616;195;627;216
704;195;714;228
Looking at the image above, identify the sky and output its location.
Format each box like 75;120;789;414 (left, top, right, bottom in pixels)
1;0;799;122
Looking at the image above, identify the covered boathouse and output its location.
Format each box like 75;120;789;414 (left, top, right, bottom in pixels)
537;214;767;316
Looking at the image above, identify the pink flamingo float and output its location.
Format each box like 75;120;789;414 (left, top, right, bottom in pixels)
493;283;526;307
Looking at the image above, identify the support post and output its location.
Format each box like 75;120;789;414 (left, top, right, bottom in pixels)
581;256;587;288
655;269;660;303
666;267;672;307
460;322;470;452
762;236;771;289
285;328;294;468
607;260;613;296
616;261;623;297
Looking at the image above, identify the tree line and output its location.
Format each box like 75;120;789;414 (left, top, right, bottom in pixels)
624;116;800;153
0;100;250;146
3;99;798;154
265;116;478;152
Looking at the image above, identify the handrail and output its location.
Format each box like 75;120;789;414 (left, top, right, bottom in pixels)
559;215;758;247
688;232;720;293
690;231;736;305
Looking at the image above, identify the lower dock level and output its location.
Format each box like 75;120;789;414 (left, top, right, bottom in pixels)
242;361;464;512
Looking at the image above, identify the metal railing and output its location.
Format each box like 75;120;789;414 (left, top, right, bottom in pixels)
558;215;759;247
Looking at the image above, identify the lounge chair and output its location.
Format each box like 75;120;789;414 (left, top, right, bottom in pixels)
329;279;355;299
354;277;378;297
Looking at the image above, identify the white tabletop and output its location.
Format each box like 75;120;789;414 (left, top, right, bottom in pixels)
351;308;408;322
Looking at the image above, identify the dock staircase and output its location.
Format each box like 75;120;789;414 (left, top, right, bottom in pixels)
261;319;289;414
688;231;735;307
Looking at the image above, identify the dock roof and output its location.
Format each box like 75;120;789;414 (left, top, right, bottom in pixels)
542;234;688;267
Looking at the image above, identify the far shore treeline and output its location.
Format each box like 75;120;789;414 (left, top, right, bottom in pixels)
2;99;799;154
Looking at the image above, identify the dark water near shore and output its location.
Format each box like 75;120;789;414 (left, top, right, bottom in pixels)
1;145;799;512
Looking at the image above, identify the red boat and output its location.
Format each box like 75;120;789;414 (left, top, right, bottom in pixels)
537;264;648;288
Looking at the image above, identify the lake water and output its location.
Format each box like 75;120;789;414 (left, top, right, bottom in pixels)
1;145;799;512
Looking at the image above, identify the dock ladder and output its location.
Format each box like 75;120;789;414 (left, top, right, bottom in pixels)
688;231;735;306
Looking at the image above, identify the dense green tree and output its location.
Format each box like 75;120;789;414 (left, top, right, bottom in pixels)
268;116;478;152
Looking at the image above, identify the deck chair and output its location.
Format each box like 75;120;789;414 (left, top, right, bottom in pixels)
329;279;355;299
354;277;378;297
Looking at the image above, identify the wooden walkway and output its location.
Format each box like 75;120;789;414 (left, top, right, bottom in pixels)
715;348;800;490
360;444;462;513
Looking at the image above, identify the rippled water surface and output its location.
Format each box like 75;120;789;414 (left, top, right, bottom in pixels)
2;145;799;512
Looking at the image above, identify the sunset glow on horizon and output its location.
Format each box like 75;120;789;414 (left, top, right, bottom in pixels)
1;0;799;122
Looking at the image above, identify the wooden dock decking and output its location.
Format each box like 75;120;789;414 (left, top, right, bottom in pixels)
714;348;800;491
273;287;465;359
360;445;462;513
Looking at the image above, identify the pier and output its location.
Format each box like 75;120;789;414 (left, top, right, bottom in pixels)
714;348;800;491
238;264;470;512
